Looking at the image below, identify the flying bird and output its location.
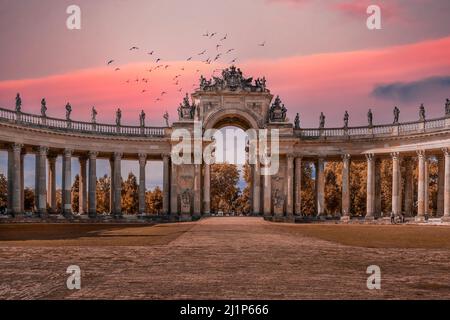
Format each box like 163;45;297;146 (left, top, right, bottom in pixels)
161;91;167;96
142;90;147;93
178;88;183;92
214;54;221;61
258;41;266;47
220;34;227;41
148;51;154;55
202;31;209;37
164;65;170;69
230;58;237;63
114;68;120;71
107;60;114;65
187;57;192;61
180;67;185;71
216;44;222;50
210;32;217;38
196;69;200;73
155;98;161;102
198;50;206;55
226;49;234;54
156;58;161;63
130;46;139;50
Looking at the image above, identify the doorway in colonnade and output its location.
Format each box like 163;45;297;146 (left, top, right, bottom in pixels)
210;126;251;217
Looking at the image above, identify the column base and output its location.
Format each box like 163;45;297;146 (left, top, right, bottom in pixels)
365;215;375;221
340;215;351;222
88;212;97;219
415;216;426;222
441;216;450;222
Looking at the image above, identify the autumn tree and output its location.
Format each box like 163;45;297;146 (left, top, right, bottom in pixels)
24;187;35;212
146;186;163;214
96;174;110;214
324;162;342;215
122;172;138;214
301;162;316;216
210;163;240;213
234;163;252;215
71;174;80;213
0;173;7;211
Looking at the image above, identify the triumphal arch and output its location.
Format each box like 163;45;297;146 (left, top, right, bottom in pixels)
1;66;450;222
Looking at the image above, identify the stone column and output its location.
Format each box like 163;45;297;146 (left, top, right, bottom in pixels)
294;157;302;215
138;154;147;215
36;146;48;216
391;152;400;216
263;164;272;216
171;161;179;215
404;158;414;217
162;154;170;215
7;148;13;214
341;154;351;219
375;159;382;217
62;149;73;217
416;150;426;221
112;152;122;217
193;163;201;217
47;154;57;213
424;157;429;216
437;155;445;217
316;158;325;217
203;163;210;215
88;151;98;218
109;157;115;214
286;155;294;216
366;153;375;219
78;156;87;214
11;143;23;216
442;148;450;221
253;160;261;215
20;152;24;213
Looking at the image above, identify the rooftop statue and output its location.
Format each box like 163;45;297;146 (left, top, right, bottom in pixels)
178;93;196;120
91;106;97;123
65;103;72;121
445;98;450;116
116;108;122;126
199;66;269;92
419;103;426;121
40;98;47;117
367;109;373;127
393;106;400;124
319;112;325;129
269;95;287;122
344;111;349;128
15;93;22;112
163;111;169;127
294;113;300;129
139;110;146;127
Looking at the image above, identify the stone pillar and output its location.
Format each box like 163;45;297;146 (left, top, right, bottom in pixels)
286;155;294;216
36;146;48;216
138;154;147;215
366;153;375;219
47;154;57;213
341;154;351;219
20;152;24;213
391;152;400;216
203;163;210;215
171;161;179;215
442;148;450;221
193;164;201;216
10;143;23;216
253;160;261;215
416;150;426;221
424;157;429;216
162;154;170;215
88;151;98;218
7;148;13;214
375;158;382;217
316;158;325;217
109;157;115;214
404;158;414;217
437;155;445;217
263;164;271;216
62;149;73;217
294;157;302;215
112;152;122;217
78;156;87;214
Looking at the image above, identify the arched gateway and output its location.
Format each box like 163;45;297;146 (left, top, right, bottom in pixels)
1;66;450;222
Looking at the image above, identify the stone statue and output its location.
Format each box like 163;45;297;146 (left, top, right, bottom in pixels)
177;93;196;120
199;66;267;92
65;103;72;121
163;111;169;126
294;113;300;129
393;106;400;124
367;109;373;127
419;103;426;121
15;93;22;112
445;99;450;116
116;108;122;126
343;111;349;128
139;110;145;127
269;96;287;122
319;112;325;129
40;98;47;117
91;106;97;123
180;189;191;214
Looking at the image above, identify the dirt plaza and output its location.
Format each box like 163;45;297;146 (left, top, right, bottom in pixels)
1;217;450;299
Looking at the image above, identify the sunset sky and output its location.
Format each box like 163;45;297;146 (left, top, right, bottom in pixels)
1;0;450;189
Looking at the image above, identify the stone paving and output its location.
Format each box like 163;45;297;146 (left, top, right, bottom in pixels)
1;217;450;300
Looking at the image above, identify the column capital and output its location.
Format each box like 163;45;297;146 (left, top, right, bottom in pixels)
416;150;426;158
138;153;147;165
286;154;295;161
36;146;49;156
390;152;400;160
161;152;171;160
113;152;123;160
293;153;303;159
11;143;23;152
88;151;99;159
365;153;375;161
442;148;450;157
342;154;351;161
64;149;74;157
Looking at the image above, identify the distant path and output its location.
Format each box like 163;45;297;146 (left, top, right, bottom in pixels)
1;217;450;299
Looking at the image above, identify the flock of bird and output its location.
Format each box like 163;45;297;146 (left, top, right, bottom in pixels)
105;31;266;104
